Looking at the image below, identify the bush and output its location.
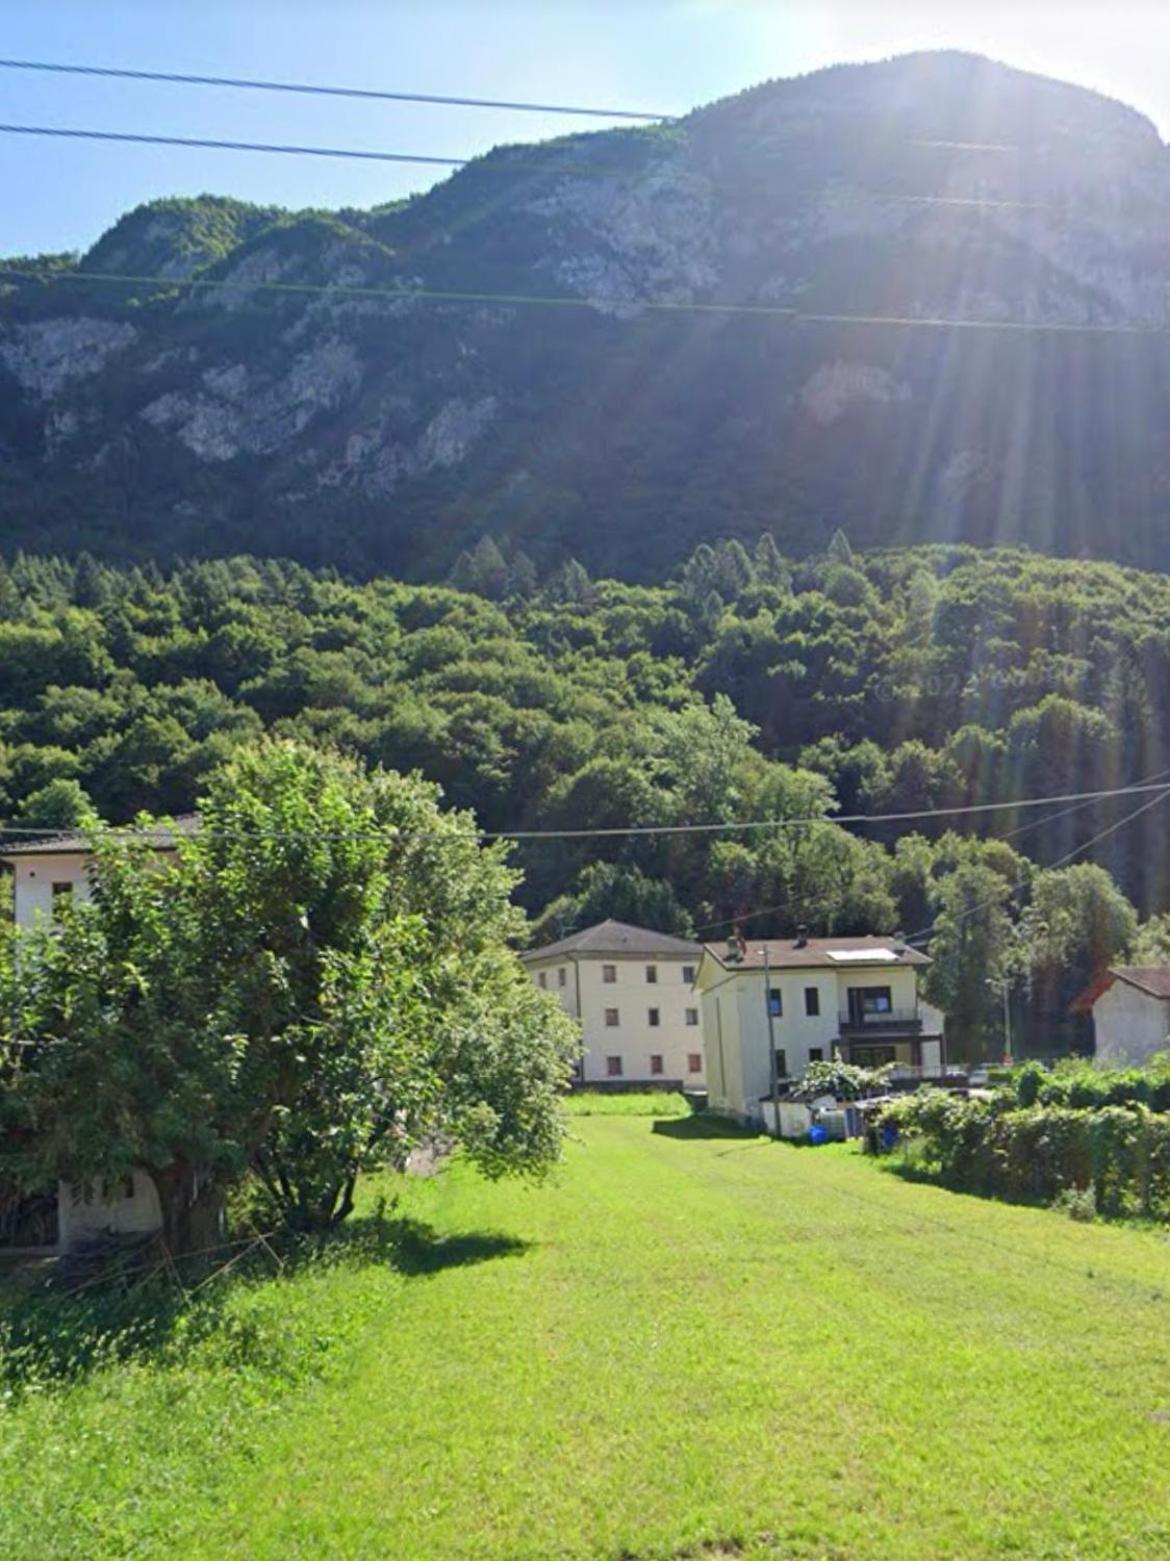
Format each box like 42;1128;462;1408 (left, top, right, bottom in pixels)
1005;1055;1170;1114
1051;1186;1096;1223
881;1089;1170;1219
789;1059;890;1103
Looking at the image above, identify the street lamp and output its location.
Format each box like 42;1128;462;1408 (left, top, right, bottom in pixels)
759;945;780;1132
986;975;1012;1065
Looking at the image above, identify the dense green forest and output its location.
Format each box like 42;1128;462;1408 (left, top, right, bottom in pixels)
1;536;1168;1058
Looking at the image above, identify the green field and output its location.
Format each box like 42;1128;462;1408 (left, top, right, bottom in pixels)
5;1104;1170;1559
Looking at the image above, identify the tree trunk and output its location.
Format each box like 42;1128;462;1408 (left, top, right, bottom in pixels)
151;1159;226;1256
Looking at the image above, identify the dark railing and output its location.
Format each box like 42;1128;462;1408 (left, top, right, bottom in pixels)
837;1009;923;1034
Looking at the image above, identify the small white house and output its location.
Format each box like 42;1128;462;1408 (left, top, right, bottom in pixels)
521;919;705;1088
1;814;198;929
695;933;945;1124
1074;966;1170;1066
0;817;196;1253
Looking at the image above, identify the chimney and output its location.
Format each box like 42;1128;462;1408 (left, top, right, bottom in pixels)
725;933;742;964
794;924;808;949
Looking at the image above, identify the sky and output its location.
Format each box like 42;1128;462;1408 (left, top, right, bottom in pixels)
5;0;1170;257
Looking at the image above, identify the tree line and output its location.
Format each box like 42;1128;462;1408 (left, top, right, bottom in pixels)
0;538;1168;1054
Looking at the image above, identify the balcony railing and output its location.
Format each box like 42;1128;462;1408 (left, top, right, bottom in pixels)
837;1009;923;1034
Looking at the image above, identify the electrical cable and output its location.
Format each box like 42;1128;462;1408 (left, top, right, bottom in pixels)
0;58;674;121
0;265;1154;337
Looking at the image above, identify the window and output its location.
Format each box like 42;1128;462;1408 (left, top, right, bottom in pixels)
538;971;547;989
804;986;820;1017
648;1007;660;1027
605;1008;620;1027
645;964;658;984
774;1048;788;1078
682;965;696;985
650;1054;664;1076
768;987;783;1017
602;964;617;984
809;1047;824;1064
687;1053;703;1075
51;881;73;920
853;1044;896;1068
862;987;892;1015
606;1055;623;1077
558;967;567;988
685;1007;699;1027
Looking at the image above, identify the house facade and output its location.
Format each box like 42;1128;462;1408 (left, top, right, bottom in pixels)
695;933;945;1123
0;818;196;1254
521;919;705;1088
1;815;197;930
1074;966;1170;1066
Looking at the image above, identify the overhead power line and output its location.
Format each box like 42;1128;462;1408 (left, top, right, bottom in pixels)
5;781;1170;847
0;265;1154;338
485;782;1170;841
0;57;674;121
690;771;1170;940
902;773;1170;948
0;122;615;177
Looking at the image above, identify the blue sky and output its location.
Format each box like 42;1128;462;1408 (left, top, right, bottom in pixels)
6;1;1170;257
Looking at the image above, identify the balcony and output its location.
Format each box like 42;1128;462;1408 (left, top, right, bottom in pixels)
837;1008;923;1038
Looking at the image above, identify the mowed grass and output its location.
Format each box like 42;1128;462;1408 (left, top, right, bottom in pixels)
5;1109;1170;1559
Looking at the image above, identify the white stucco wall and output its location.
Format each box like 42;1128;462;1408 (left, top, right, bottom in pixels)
526;951;705;1085
57;1168;163;1250
699;960;932;1119
10;852;93;929
1093;982;1170;1066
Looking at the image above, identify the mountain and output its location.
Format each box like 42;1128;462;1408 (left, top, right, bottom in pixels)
4;50;1170;579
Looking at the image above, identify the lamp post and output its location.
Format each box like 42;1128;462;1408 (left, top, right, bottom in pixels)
987;975;1012;1065
761;944;780;1133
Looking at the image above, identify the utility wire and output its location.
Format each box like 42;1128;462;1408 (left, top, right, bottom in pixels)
689;769;1170;941
902;776;1170;948
0;121;465;167
0;122;619;178
1048;784;1170;871
0;266;1154;338
5;781;1170;848
0;58;674;121
486;782;1170;842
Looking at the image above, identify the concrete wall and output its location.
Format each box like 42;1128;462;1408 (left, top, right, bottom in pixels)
1093;982;1170;1066
57;1169;163;1250
527;952;705;1086
11;853;92;929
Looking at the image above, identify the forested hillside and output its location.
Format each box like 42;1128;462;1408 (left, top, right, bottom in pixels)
1;538;1167;1056
8;52;1170;576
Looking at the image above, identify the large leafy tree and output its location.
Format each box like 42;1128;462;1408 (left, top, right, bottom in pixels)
923;861;1024;1061
0;741;576;1250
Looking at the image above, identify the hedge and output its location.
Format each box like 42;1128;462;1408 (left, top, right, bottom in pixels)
881;1091;1170;1219
1011;1058;1170;1113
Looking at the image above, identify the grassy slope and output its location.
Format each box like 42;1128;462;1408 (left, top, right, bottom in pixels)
5;1112;1170;1559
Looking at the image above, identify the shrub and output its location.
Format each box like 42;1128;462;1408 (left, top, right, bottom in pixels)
790;1059;890;1103
881;1090;1170;1219
1051;1186;1096;1223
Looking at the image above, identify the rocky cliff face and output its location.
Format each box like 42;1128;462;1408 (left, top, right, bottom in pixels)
4;50;1170;578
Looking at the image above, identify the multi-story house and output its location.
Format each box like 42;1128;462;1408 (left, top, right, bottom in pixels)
694;932;945;1123
521;919;705;1088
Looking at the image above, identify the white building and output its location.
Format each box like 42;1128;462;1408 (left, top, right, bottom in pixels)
1074;966;1170;1066
0;817;196;1253
694;933;945;1124
1;815;197;929
521;919;705;1088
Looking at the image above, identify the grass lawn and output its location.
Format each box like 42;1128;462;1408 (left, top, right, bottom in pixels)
5;1104;1170;1559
